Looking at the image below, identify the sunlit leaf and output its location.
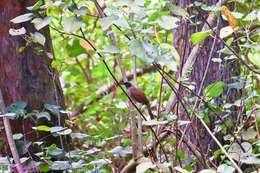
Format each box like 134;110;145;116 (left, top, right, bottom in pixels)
26;0;43;10
13;133;23;140
199;169;217;173
33;125;50;132
115;102;128;109
169;4;189;18
136;158;154;173
219;26;234;39
35;112;51;121
89;159;111;167
101;45;121;54
191;30;212;45
100;16;119;30
109;146;132;155
44;104;60;115
50;161;70;170
10;13;33;23
244;11;257;21
30;32;46;46
114;18;130;29
203;81;225;98
71;133;89;139
217;164;235;173
9;27;26;36
62;16;82;32
130;39;156;64
31;16;51;30
143;120;168;126
74;6;88;15
50;126;65;133
248;49;260;68
157;16;179;30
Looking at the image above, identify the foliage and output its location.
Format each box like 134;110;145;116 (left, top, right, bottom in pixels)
2;0;260;172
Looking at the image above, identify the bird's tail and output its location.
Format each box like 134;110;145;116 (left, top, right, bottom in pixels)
147;104;154;119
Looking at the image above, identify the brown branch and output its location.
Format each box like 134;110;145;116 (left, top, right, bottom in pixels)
0;89;23;173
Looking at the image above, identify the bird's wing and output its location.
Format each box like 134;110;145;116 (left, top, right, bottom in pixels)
129;87;149;105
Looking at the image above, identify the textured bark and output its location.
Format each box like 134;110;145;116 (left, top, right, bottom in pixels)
0;0;65;154
172;0;240;169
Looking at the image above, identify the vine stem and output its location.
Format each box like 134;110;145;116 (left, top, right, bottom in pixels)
0;89;23;173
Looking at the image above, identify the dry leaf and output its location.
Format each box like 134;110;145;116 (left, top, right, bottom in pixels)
219;26;234;39
80;39;94;50
221;5;238;31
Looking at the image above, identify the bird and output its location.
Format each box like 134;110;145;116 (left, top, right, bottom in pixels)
123;82;154;119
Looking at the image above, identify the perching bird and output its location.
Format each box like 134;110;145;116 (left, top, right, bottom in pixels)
123;82;154;119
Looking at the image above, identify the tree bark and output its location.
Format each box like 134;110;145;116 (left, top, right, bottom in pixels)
171;0;240;169
0;0;66;154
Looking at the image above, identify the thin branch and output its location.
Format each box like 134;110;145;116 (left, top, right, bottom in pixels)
0;89;23;173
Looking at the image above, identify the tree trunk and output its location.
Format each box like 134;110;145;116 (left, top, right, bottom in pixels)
0;0;66;154
172;0;240;169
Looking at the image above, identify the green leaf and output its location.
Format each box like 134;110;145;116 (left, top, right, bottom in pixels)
100;16;119;30
244;11;257;21
89;159;111;167
44;104;60;115
48;146;64;157
50;126;65;133
177;120;191;126
13;133;23;140
169;4;189;18
9;27;26;36
191;30;212;45
31;16;51;30
203;81;225;98
30;32;46;46
114;18;130;29
157;43;180;71
248;49;260;68
136;158;154;173
73;6;88;15
39;163;50;172
242;128;257;141
16;141;31;155
35;112;51;121
217;164;235;173
143;120;168;126
157;16;179;30
26;0;43;10
71;133;89;139
50;161;70;170
66;39;85;57
115;102;128;109
101;45;121;54
10;13;33;23
130;39;157;64
62;16;82;33
109;146;132;156
33;125;50;132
